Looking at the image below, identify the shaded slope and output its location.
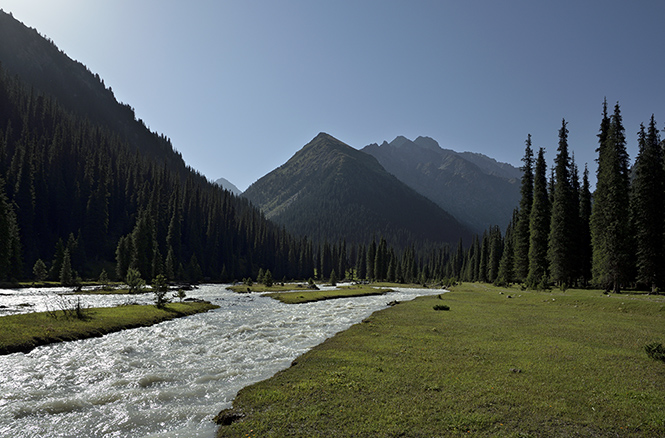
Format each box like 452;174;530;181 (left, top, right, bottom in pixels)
243;133;473;248
0;10;187;175
363;136;520;233
0;11;314;282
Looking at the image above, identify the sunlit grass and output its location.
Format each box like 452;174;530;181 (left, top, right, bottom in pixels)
216;283;665;437
0;301;218;355
264;285;392;304
226;284;304;293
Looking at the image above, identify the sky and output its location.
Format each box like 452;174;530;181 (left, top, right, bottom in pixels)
1;0;664;191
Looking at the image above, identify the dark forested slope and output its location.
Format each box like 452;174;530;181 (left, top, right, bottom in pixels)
0;10;187;176
243;133;473;249
0;11;314;283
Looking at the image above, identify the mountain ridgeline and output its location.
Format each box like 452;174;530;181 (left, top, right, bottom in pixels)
242;133;473;249
362;136;521;234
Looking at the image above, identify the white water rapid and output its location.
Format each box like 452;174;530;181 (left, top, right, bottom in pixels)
0;284;442;437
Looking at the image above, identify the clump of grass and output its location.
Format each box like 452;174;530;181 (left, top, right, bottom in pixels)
645;342;665;363
433;304;450;311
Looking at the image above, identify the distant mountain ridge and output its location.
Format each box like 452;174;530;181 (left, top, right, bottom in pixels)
362;136;520;233
243;133;473;248
214;177;241;195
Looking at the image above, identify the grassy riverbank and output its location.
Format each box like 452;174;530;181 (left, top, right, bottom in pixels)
216;283;665;437
0;301;218;355
265;285;392;304
227;284;304;293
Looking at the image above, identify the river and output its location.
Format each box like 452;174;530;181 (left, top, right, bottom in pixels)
0;284;442;437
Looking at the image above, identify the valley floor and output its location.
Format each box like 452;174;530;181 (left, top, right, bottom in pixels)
216;283;665;437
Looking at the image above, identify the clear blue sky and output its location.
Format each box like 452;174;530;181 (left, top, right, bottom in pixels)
2;0;664;191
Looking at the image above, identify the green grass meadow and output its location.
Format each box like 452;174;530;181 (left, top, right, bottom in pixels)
216;283;665;437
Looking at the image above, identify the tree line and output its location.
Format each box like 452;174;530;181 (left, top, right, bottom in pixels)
449;100;664;293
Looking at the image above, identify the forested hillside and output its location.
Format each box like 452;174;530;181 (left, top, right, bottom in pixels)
0;11;187;174
0;65;317;283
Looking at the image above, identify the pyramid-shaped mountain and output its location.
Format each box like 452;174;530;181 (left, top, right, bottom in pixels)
362;136;520;233
243;133;473;248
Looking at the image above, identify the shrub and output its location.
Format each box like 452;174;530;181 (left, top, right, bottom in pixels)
645;342;665;363
173;288;186;302
433;304;450;311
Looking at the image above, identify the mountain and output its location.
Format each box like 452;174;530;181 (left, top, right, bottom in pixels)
0;10;315;282
214;177;241;196
242;133;473;248
362;136;521;233
0;10;187;175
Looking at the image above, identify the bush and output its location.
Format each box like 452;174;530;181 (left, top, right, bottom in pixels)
433;304;450;311
173;288;186;302
645;342;665;363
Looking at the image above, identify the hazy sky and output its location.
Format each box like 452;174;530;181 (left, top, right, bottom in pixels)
2;1;664;190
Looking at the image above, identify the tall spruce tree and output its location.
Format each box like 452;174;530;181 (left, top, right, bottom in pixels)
578;165;592;286
487;226;503;283
0;177;20;281
630;116;664;292
496;212;516;286
590;102;632;293
527;148;550;288
514;135;534;282
548;119;577;288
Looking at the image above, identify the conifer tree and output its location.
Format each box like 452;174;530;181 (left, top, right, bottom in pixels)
0;177;18;281
630;116;664;292
578;165;592;286
366;239;376;280
514;135;534;282
33;258;47;282
591;102;632;293
527;148;550;288
49;239;66;281
548;119;577;288
487;226;503;283
478;230;490;283
496;216;515;286
59;248;74;286
329;269;338;286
